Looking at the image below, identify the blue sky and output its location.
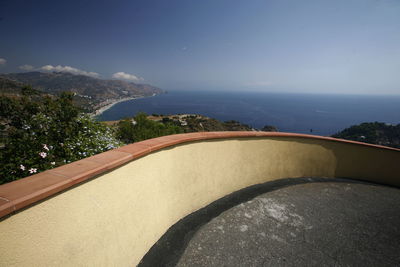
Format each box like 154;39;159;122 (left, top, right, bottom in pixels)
0;0;400;94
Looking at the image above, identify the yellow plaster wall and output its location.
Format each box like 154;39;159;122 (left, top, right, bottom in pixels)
0;137;399;266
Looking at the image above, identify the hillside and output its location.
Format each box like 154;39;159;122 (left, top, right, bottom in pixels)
0;76;33;95
332;122;400;149
106;114;258;133
152;114;255;132
0;72;162;112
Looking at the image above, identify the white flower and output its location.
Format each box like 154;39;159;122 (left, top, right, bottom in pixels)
28;168;37;174
20;164;26;171
51;162;56;165
39;152;47;158
43;144;49;151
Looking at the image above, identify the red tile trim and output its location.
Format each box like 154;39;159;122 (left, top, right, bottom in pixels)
0;198;13;218
0;131;399;218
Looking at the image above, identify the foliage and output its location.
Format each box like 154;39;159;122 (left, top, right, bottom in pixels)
332;122;400;148
0;87;123;184
117;112;183;143
180;116;253;132
261;125;278;132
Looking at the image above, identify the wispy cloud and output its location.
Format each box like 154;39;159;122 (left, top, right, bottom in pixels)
19;64;35;71
112;72;143;81
40;65;99;77
0;58;6;65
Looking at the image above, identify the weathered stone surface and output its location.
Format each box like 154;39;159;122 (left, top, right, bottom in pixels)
177;182;400;266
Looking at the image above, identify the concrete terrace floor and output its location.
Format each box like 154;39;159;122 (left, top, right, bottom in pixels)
139;179;400;267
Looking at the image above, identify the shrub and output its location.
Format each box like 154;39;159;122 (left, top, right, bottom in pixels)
0;88;122;184
117;112;183;143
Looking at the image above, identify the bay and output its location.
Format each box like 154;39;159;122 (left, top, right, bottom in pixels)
98;90;400;136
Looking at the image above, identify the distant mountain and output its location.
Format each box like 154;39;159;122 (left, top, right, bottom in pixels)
0;72;162;111
0;76;28;94
332;122;400;149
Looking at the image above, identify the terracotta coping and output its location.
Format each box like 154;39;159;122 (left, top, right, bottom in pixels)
0;131;399;219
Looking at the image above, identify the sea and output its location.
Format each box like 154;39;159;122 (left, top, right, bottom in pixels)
97;90;400;136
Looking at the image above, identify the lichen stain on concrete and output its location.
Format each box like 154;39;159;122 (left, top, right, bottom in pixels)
244;212;252;219
239;225;248;232
259;232;266;238
259;197;305;228
270;234;285;243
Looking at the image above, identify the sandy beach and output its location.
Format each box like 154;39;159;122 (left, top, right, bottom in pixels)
91;97;137;117
91;94;157;117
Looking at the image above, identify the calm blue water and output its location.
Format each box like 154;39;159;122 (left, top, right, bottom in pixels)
98;90;400;136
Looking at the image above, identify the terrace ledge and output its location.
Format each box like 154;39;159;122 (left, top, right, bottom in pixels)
0;131;399;219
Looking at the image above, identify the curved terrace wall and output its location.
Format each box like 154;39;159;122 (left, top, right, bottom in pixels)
0;132;399;266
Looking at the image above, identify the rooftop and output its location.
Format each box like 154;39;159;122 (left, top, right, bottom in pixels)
0;132;399;266
180;181;400;266
139;178;400;266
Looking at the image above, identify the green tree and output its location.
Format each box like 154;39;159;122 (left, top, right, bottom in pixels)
332;122;400;148
0;88;122;184
117;112;183;143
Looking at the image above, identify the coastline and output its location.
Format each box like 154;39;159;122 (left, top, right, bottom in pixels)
91;97;136;117
91;94;157;117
